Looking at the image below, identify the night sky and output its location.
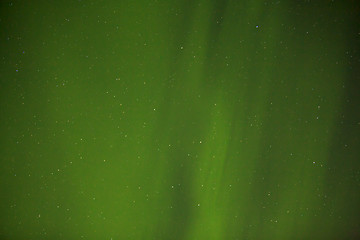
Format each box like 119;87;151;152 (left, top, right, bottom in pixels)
1;0;360;239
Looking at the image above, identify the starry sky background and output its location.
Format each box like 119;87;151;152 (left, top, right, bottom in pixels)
1;0;360;239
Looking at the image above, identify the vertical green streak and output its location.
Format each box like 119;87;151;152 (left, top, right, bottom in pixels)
186;91;230;239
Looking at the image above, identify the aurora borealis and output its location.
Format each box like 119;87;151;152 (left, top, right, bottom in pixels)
1;0;360;239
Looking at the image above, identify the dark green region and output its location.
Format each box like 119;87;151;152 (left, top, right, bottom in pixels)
0;1;359;239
